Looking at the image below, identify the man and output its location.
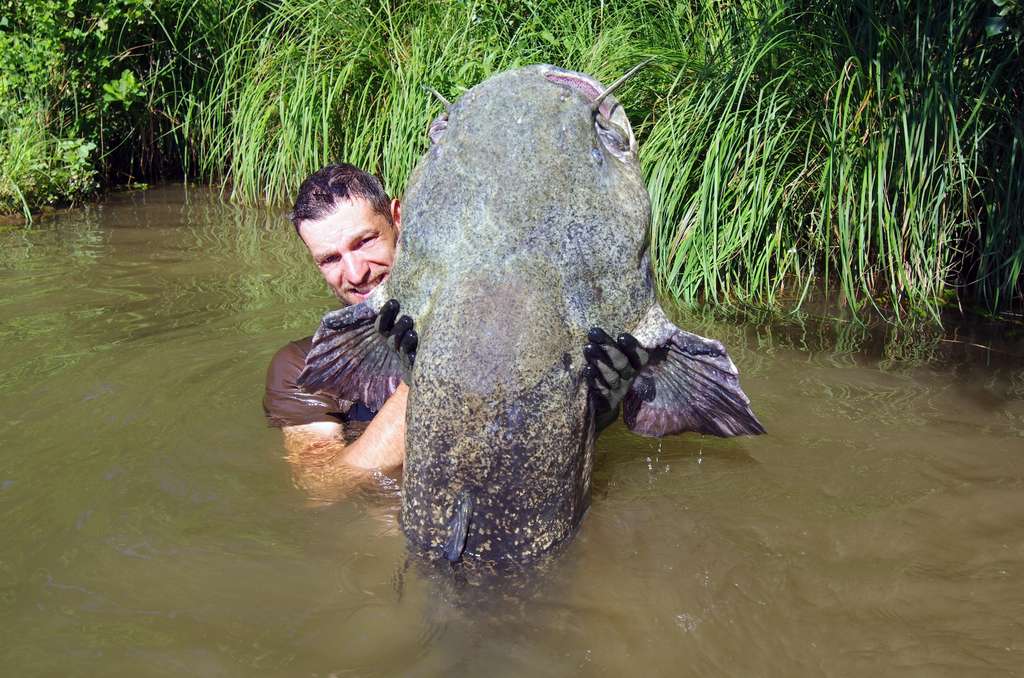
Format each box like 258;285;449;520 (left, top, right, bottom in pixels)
264;164;409;496
265;163;645;498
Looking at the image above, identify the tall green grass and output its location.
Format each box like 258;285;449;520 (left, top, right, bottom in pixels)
0;98;96;219
811;1;1006;321
181;0;647;202
4;0;1022;322
168;0;1021;321
643;6;811;309
640;0;1022;321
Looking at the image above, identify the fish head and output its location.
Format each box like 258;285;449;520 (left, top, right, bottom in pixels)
393;65;653;325
429;63;639;164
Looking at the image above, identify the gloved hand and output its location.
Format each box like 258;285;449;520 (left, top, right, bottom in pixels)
376;299;418;372
583;327;649;415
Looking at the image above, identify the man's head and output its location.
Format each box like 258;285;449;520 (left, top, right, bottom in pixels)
290;164;400;306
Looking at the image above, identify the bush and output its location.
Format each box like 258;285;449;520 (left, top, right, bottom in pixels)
0;97;97;217
0;0;1021;319
0;0;185;211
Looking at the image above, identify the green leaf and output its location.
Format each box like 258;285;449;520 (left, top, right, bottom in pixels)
101;69;144;106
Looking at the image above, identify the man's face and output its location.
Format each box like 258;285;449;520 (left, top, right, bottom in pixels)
298;198;400;306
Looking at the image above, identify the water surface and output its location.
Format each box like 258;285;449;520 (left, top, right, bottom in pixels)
1;186;1022;676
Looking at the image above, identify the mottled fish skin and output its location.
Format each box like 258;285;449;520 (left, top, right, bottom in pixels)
381;66;652;565
302;65;762;567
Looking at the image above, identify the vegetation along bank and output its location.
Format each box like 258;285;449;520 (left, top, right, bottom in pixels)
1;0;1021;321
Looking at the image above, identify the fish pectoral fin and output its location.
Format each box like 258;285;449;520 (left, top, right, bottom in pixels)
623;306;765;438
296;300;414;412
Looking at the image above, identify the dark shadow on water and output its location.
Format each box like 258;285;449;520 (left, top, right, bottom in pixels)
401;537;579;617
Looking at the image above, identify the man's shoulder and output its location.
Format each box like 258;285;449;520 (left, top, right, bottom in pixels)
264;336;350;428
267;337;314;383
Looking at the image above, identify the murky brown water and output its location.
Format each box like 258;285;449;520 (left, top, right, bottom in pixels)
2;186;1022;677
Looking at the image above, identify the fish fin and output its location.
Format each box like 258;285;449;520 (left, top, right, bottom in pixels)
296;302;405;412
623;306;765;438
442;492;473;563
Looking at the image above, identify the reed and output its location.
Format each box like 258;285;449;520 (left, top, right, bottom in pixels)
0;98;96;219
637;0;1023;319
810;1;998;321
642;3;812;309
180;0;647;202
4;0;1021;321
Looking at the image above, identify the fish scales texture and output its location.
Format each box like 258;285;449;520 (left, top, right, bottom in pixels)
299;65;764;567
396;67;650;563
394;67;652;333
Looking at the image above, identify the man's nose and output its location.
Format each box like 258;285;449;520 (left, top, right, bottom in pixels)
341;253;370;284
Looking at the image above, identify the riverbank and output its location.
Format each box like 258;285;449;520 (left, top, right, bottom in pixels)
2;0;1021;321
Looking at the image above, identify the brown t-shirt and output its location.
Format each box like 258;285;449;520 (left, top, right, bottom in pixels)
263;337;353;428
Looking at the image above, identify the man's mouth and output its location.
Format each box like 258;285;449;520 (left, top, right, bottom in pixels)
349;289;372;301
347;272;389;300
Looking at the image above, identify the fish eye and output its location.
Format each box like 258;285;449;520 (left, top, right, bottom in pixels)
595;116;630;160
428;112;449;145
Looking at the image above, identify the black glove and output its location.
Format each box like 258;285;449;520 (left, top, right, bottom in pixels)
583;327;649;415
376;299;418;372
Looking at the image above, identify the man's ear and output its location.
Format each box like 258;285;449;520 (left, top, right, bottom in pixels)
390;198;402;235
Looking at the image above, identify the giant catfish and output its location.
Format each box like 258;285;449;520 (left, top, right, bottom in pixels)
298;64;764;567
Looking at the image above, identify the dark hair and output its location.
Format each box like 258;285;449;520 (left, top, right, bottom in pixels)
289;163;392;231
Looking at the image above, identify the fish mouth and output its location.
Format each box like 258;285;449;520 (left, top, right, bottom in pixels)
541;66;619;119
541;65;637;156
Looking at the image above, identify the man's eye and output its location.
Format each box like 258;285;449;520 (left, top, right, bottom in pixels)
319;255;340;266
358;235;378;248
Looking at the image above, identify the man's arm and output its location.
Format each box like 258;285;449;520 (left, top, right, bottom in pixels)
282;383;408;498
264;337;408;501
